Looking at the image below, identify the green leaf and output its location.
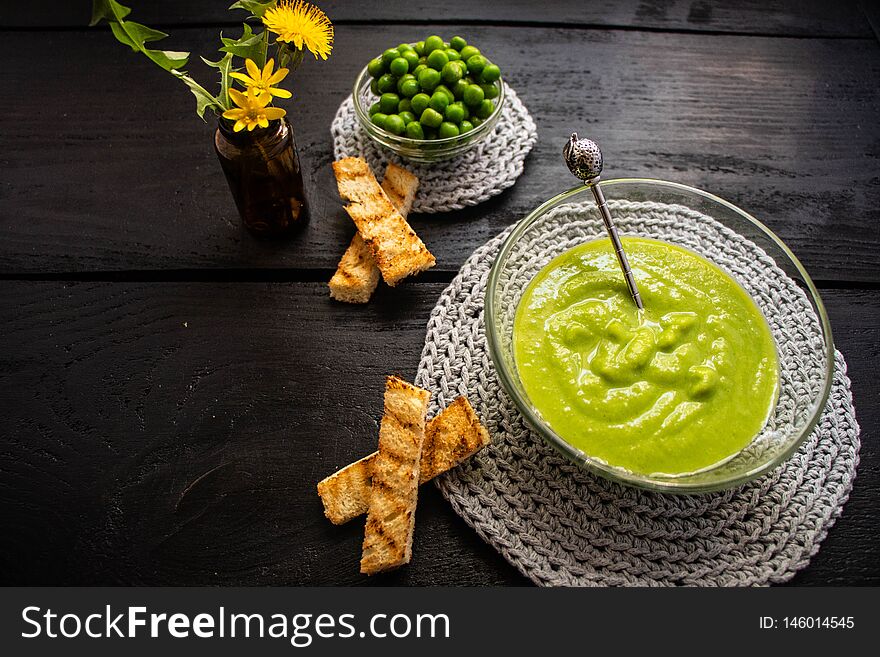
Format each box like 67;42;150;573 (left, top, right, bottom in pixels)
109;19;167;47
90;0;130;26
109;21;189;70
220;23;267;65
91;0;221;118
172;71;221;120
202;52;234;110
228;0;277;18
91;0;189;71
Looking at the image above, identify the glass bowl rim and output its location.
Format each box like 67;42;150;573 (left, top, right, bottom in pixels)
484;177;835;494
352;60;506;148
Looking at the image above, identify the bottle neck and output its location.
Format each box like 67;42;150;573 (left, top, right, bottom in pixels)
217;117;287;145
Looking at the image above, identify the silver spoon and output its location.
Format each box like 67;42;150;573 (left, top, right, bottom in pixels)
563;133;644;311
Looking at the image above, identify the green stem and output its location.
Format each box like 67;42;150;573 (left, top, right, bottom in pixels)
259;28;270;68
287;47;304;74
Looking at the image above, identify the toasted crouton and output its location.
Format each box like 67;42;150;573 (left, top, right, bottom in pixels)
381;162;419;218
332;157;434;286
317;452;375;525
317;397;490;525
419;396;491;481
328;234;380;304
328;164;420;304
360;376;430;575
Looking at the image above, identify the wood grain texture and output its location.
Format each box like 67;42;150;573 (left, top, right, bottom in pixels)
0;281;876;585
2;0;873;37
1;2;877;588
2;26;879;281
858;0;880;41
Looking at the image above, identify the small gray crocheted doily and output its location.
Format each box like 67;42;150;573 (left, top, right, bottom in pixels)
330;84;537;213
415;200;861;586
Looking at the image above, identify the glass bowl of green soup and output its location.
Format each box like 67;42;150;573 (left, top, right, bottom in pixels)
485;179;834;493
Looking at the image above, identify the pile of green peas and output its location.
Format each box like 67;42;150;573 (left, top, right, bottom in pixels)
365;35;502;140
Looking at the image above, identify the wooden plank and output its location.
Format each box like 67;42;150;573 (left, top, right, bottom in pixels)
2;0;872;37
1;25;879;282
858;0;880;41
0;281;877;585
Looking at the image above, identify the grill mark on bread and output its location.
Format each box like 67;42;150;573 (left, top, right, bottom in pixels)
318;396;491;525
332;158;433;288
329;162;417;305
360;376;429;574
367;518;402;555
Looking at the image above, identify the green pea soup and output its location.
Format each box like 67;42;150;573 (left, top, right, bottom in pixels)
513;237;779;475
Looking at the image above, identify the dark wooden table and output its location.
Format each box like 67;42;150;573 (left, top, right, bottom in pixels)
1;1;878;586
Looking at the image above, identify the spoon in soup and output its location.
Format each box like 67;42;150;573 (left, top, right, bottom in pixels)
563;133;644;311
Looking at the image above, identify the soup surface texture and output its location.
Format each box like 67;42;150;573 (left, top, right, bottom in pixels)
513;237;779;475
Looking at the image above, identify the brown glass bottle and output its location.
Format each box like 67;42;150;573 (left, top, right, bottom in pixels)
214;118;309;237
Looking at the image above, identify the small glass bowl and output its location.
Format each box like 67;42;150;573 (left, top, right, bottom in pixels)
485;179;834;493
352;63;505;163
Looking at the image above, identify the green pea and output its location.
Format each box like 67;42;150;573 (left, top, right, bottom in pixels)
419;107;444;128
410;93;431;115
399;110;416;125
396;73;414;89
417;67;441;91
367;57;385;78
381;48;401;66
418;56;427;65
379;92;400;114
450;36;467;51
370;78;380;95
401;50;420;70
398;98;412;113
459;119;474;133
462;84;485;107
475;99;495;119
429;90;450;113
444;102;465;124
479;83;499;99
452;79;469;100
413;64;427;76
377;74;397;94
384;114;405;135
470;116;483;127
459;45;480;61
423;35;445;54
426;49;449;70
399;78;420;98
371;112;388;129
451;100;469;119
434;84;455;103
397;43;414;53
441;61;463;84
466;55;487;76
368;102;381;116
405;121;425;139
445;48;461;61
480;63;501;83
389;57;409;77
438;122;460;138
414;41;425;56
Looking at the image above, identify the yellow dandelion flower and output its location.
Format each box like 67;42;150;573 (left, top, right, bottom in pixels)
262;0;334;60
222;87;286;132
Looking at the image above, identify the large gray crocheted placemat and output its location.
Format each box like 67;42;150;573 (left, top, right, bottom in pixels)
415;200;861;586
331;83;537;213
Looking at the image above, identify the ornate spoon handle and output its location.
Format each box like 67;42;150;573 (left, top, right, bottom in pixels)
563;133;644;310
